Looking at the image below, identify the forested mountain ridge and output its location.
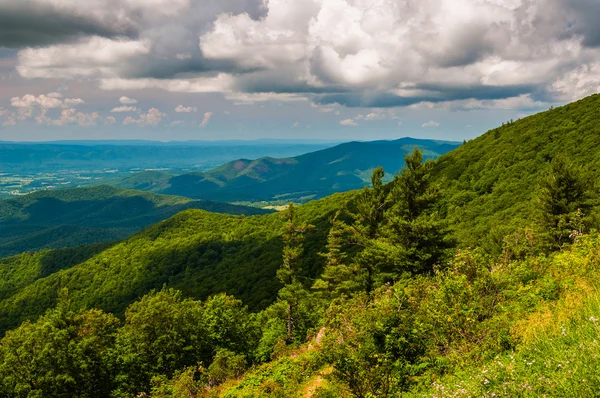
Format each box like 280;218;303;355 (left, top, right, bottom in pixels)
0;191;353;333
149;138;460;202
0;185;271;258
436;93;600;250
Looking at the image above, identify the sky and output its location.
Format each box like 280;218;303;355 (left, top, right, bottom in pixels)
1;0;600;142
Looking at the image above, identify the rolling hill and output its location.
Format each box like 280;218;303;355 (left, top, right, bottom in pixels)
0;185;272;258
436;93;600;250
147;138;461;202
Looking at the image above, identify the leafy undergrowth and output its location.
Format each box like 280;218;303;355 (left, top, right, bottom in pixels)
412;235;600;397
217;234;600;398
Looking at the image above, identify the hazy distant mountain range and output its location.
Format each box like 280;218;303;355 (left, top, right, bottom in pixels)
124;138;461;202
0;141;338;172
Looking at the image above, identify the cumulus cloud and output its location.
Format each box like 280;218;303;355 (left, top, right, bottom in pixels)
199;111;213;128
175;105;197;113
6;0;600;111
44;108;101;126
422;121;441;128
12;94;61;109
340;118;358;126
111;106;139;113
119;96;138;104
123;108;166;126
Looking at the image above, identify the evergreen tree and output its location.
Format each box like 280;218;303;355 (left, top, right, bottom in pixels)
351;167;392;293
313;211;361;300
537;155;594;250
377;148;452;278
277;204;314;342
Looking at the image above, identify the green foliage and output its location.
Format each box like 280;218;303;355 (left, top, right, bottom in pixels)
435;94;600;251
536;154;595;250
0;185;271;258
376;148;453;278
0;290;119;398
112;288;208;395
0;192;349;334
277;204;316;343
312;212;361;300
322;290;427;397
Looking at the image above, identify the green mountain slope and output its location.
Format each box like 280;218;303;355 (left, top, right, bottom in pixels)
0;185;272;258
435;94;600;249
111;170;173;191
0;191;352;333
155;138;460;202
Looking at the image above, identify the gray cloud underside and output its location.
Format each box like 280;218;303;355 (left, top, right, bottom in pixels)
4;0;600;110
313;84;538;108
0;2;137;48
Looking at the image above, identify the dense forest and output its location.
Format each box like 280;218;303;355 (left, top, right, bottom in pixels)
0;185;271;258
0;94;599;397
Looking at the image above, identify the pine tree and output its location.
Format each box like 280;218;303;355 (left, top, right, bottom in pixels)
377;148;452;278
313;211;361;300
351;167;393;293
277;203;314;342
537;155;594;251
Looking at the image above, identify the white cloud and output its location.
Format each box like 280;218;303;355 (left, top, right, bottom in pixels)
422;120;441;128
171;120;185;126
123;108;166;126
105;116;116;125
175;105;197;113
11;94;63;109
119;96;138;104
199;111;213;128
292;121;301;128
340;118;358;126
9;94;86;124
64;98;85;106
111;106;139;112
225;92;306;105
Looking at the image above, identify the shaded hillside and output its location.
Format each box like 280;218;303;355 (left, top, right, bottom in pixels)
0;191;353;333
155;138;460;202
435;94;600;249
0;185;272;258
111;170;173;191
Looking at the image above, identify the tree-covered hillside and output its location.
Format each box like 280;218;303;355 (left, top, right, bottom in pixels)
0;185;271;258
436;94;600;249
0;191;353;333
152;138;459;202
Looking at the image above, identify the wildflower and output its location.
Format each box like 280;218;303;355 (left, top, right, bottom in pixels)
589;316;598;323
